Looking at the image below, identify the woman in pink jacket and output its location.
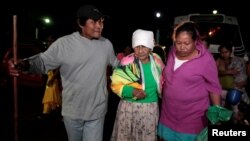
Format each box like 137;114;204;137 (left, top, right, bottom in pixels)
158;22;222;141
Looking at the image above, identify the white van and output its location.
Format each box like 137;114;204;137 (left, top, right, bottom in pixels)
174;14;247;60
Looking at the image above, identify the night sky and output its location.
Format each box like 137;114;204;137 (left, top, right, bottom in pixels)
1;1;249;53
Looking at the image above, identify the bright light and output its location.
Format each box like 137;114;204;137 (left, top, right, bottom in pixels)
44;18;50;24
212;10;218;15
42;17;52;25
156;12;161;18
209;31;213;36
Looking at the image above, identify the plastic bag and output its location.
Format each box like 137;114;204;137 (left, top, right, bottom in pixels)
206;105;233;124
196;105;233;141
196;127;208;141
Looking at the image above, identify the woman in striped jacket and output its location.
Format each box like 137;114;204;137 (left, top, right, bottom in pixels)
110;29;165;141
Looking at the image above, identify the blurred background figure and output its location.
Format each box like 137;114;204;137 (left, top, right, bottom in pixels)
216;44;248;98
235;54;250;125
201;37;210;50
246;58;250;101
216;43;249;124
43;34;57;49
116;45;132;61
46;34;56;47
153;45;166;64
200;32;210;49
234;101;250;125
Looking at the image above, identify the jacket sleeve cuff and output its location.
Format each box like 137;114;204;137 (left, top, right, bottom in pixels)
122;85;134;98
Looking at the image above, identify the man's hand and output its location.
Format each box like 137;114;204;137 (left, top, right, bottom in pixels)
8;59;29;76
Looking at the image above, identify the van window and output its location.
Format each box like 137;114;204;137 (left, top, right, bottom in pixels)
198;22;242;47
174;14;246;58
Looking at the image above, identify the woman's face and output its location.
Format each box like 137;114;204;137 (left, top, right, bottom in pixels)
220;47;231;59
133;45;151;63
174;31;196;59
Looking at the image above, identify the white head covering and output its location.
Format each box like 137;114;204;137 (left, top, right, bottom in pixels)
132;29;154;50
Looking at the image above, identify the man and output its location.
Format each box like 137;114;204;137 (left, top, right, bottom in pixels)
8;5;118;141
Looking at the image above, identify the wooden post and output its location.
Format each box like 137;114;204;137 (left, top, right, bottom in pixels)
13;15;18;141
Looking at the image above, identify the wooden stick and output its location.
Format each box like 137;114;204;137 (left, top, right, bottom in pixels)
13;15;18;141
